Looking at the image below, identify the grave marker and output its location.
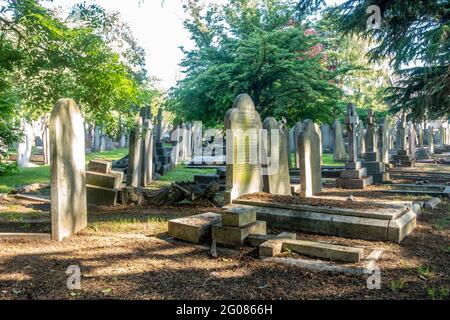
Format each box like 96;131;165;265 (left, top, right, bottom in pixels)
50;99;87;241
298;120;322;197
224;94;262;204
261;117;291;195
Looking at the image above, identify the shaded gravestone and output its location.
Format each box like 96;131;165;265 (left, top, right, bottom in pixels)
171;124;182;165
336;103;373;189
428;127;434;155
356;119;365;158
298;120;322;197
141;119;153;187
93;126;101;152
393;112;414;167
42;122;50;165
50;99;87;241
192;121;203;159
154;107;163;143
416;123;424;147
320;123;333;153
127;116;143;188
261;118;291;195
16;121;33;167
408;123;417;160
332;119;347;161
362;109;389;183
289;126;296;168
224;94;262;204
380;118;390;164
439;126;447;146
293;121;303;168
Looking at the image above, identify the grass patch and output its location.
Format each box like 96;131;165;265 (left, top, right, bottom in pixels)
0;149;128;194
389;278;406;292
432;216;450;230
89;216;167;233
158;165;216;183
427;286;450;300
322;153;345;166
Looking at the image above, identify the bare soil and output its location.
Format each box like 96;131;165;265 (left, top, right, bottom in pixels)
0;195;449;300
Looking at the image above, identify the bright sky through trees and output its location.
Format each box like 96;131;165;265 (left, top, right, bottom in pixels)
45;0;344;90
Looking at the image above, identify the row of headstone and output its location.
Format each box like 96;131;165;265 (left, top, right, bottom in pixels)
224;94;325;204
127;106;154;188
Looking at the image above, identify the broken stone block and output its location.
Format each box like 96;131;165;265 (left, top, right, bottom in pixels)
168;212;222;244
88;159;112;174
424;197;441;209
222;207;256;227
212;220;266;246
86;171;123;189
282;240;363;262
247;232;297;247
259;239;284;257
86;185;118;206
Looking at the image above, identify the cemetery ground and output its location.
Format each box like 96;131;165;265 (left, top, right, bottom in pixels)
0;153;449;300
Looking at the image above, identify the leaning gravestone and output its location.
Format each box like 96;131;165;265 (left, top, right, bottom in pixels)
408;123;417;160
261;117;291;195
224;94;262;205
332;119;347;161
298;120;322;197
50;99;87;241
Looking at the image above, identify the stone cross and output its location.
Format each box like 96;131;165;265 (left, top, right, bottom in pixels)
345;103;359;163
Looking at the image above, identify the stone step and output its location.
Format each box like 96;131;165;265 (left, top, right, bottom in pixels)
222;207;256;227
246;232;296;247
86;185;118;206
212;220;266;246
281;240;363;262
86;171;123;189
88;159;112;174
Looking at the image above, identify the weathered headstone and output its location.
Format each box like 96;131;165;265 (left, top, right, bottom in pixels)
298;120;322;197
154;107;163;143
356;119;366;158
50;99;87;241
293;121;303;168
320;123;333;153
380;118;390;164
332;119;347;161
261;117;291;195
42;121;50;165
224;94;262;204
428;126;434;155
408;123;417;160
16;122;33;167
336;104;373;189
362;110;389;183
126;116;143;188
141;119;153;187
393;112;414;167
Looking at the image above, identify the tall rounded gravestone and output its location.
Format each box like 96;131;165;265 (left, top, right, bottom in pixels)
50;99;87;241
224;94;262;204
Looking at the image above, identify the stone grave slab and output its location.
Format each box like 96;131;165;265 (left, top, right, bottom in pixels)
227;199;416;243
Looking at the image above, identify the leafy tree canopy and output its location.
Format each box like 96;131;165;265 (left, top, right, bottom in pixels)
168;0;349;128
328;0;450;120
